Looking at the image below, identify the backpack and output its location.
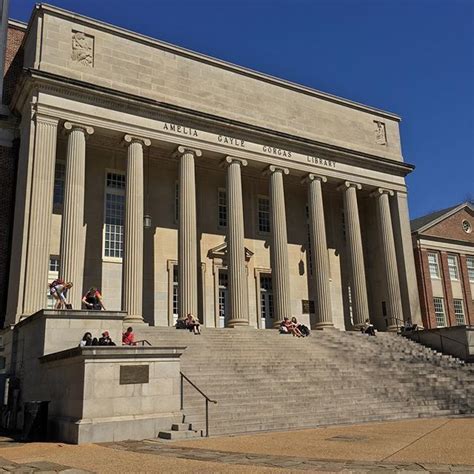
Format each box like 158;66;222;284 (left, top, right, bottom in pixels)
49;278;64;289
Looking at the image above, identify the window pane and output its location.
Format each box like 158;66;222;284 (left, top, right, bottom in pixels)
428;253;439;279
258;197;270;233
218;189;227;227
453;299;465;325
433;297;445;327
447;255;459;280
467;257;474;282
53;162;65;206
104;173;125;258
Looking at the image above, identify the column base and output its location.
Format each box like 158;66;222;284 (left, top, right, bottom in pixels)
273;320;283;329
313;321;334;330
386;325;399;332
123;315;148;326
227;319;249;328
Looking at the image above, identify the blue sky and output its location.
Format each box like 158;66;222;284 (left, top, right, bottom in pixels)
10;0;473;219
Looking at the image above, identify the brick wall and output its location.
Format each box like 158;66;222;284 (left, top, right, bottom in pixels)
0;141;19;320
439;252;456;327
3;24;25;105
413;245;436;328
424;208;474;244
459;255;474;325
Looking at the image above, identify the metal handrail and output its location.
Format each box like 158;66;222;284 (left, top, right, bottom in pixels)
135;340;152;346
180;371;217;437
413;330;469;356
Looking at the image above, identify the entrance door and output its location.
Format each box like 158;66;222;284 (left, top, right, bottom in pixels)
218;270;228;327
260;274;274;329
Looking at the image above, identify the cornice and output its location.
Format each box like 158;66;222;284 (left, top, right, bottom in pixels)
17;70;415;180
30;3;401;121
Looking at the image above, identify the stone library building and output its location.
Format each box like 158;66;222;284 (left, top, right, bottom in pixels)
0;3;423;333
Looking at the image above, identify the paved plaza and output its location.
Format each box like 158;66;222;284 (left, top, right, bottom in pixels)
0;417;472;472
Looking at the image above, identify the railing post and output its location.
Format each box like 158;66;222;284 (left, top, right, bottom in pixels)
205;399;209;437
180;373;184;410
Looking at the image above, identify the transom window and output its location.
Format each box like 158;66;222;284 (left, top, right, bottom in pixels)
428;252;440;279
453;299;465;326
49;256;60;272
218;188;227;228
53;161;65;207
462;220;472;234
466;256;474;282
258;196;270;233
104;171;125;258
433;297;446;327
447;254;459;281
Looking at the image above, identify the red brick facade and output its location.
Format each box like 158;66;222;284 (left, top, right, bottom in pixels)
3;24;25;104
412;205;474;329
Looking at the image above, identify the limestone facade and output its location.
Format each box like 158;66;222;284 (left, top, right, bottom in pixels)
4;4;421;331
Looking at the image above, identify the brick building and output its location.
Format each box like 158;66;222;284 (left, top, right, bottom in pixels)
0;14;26;322
412;202;474;329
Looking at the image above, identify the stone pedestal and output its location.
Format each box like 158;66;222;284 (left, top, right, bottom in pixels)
305;174;333;328
225;157;249;327
267;166;291;327
339;181;369;328
59;122;93;308
123;135;150;322
177;146;202;320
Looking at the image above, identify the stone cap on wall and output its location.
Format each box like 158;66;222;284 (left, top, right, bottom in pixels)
40;345;187;364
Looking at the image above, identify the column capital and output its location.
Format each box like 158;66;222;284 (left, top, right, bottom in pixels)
370;187;395;198
34;113;59;126
301;173;327;185
263;165;289;176
123;134;151;147
175;145;202;158
221;156;248;168
63;121;94;137
337;180;362;192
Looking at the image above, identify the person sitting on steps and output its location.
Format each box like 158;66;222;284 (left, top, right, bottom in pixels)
283;317;303;337
79;332;98;347
361;319;376;336
82;287;106;310
291;317;310;337
98;331;116;346
122;326;136;345
186;313;201;335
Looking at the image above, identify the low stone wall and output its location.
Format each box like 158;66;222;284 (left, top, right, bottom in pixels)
405;326;474;362
40;346;185;443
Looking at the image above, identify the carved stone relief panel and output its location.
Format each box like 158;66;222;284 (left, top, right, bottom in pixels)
374;120;387;145
71;31;94;67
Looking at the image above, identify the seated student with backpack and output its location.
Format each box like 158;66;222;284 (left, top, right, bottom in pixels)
82;287;106;310
291;317;310;337
49;279;73;309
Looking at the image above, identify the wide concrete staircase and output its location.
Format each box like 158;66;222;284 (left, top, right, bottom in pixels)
136;327;474;437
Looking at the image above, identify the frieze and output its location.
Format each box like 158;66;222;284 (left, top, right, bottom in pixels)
163;122;198;137
307;155;336;168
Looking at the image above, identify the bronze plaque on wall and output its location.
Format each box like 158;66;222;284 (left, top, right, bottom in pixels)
119;365;149;385
302;300;315;314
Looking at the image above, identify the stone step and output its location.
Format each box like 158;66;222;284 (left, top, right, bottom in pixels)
157;430;202;440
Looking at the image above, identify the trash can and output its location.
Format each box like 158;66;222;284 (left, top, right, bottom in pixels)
22;401;49;441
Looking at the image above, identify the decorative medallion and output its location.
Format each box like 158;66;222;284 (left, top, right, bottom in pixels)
462;219;472;234
374;120;387;145
71;31;94;67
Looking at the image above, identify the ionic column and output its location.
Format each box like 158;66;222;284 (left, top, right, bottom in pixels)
267;165;291;327
176;146;202;320
372;188;403;331
224;156;249;327
304;174;333;328
338;181;369;328
59;122;94;309
123;134;150;322
23;115;59;315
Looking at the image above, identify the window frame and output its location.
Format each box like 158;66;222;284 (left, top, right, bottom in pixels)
428;252;440;280
447;254;459;281
433;297;446;327
453;299;465;326
102;169;126;262
217;187;227;229
466;256;474;283
257;195;270;234
53;160;66;211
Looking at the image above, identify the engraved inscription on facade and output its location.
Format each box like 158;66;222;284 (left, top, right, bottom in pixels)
71;31;94;67
119;365;149;385
374;121;387;145
163;123;199;137
307;155;336;168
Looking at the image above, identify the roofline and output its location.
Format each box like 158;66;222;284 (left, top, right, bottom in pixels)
413;202;474;234
8;19;28;30
28;3;401;122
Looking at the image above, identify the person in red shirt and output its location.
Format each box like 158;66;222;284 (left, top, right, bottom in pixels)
122;327;136;345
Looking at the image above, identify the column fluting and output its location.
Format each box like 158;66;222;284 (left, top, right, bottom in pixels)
59;122;94;309
177;146;202;320
268;165;291;327
23;115;59;315
339;181;369;328
304;174;333;328
373;188;404;331
123;134;150;322
225;156;249;327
